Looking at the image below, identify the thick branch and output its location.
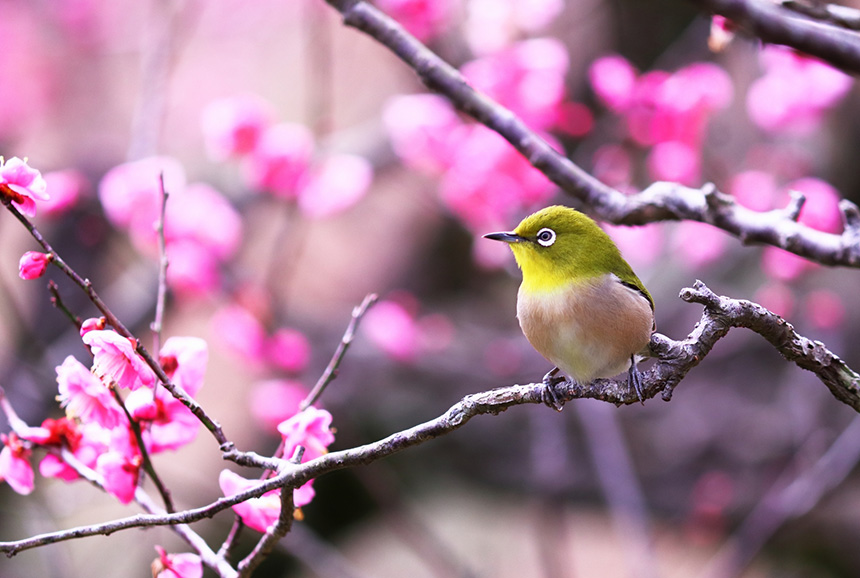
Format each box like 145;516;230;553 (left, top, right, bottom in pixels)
688;0;860;73
321;1;860;268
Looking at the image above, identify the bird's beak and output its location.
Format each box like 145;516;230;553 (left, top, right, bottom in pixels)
483;231;525;243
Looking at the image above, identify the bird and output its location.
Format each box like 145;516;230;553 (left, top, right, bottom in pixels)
484;205;655;409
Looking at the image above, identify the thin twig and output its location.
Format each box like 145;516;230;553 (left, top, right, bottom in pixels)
47;280;82;330
151;172;170;356
299;293;378;410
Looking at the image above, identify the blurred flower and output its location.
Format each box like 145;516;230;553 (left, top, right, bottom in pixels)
219;469;284;533
160;336;208;394
164;240;221;296
40;169;86;216
375;0;455;43
98;156;185;234
202;94;275;160
166;183;242;261
603;223;663;269
461;38;572;131
0;157;49;217
589;55;638;113
647;140;700;184
464;0;563;54
747;45;851;133
83;330;156;391
18;251;51;280
671;221;728;269
754;281;795;318
211;304;267;366
56;355;126;428
265;329;311;374
730;170;778;211
383;93;463;173
250;379;308;431
362;298;421;362
0;433;34;495
708;15;736;53
244;123;315;199
592;144;632;187
804;289;845;331
152;546;202;578
297;154;372;219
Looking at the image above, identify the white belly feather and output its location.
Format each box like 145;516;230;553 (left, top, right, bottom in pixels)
516;274;654;383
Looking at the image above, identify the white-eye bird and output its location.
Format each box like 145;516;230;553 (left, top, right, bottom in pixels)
484;205;655;408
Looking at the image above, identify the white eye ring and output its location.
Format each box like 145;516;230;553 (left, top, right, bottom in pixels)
536;227;556;247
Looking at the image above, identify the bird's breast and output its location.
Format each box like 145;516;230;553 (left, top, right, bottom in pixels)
517;274;653;383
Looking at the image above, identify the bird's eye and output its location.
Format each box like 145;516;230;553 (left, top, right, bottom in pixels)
536;227;556;247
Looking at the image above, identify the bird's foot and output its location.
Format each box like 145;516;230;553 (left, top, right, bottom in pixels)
628;359;645;405
541;367;569;412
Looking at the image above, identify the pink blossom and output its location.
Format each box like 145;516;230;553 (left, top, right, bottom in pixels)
166;183;242;261
298;154;372;218
787;177;842;233
83;330;156;391
647;141;700;185
0;433;34;495
250;379;308;430
464;0;563;54
375;0;455;43
98;156;186;232
202;95;275;160
244;123;315;198
383;93;463;173
153;546;203;578
211;304;267;366
39;421;107;483
160;336;208;396
163;240;221;296
589;55;638;113
277;407;335;464
671;221;728;269
265;329;311;374
361;299;421;362
0;157;49;217
41;169;86;217
79;317;106;337
730;170;778;211
56;355;126;428
219;469;285;533
95;427;141;504
762;247;816;282
461;38;569;131
555;101;594;138
804;289;845;331
18;251;51;280
747;45;851;133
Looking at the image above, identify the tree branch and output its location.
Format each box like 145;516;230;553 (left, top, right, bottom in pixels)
688;0;860;73
320;0;860;268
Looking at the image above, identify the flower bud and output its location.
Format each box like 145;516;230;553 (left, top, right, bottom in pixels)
18;251;51;280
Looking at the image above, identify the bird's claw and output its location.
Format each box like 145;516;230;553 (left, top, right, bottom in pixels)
541;367;568;411
628;361;645;405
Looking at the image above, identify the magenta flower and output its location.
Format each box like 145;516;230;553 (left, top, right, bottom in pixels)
153;546;203;578
83;330;156;391
219;469;285;533
18;251;51;280
244;123;315;199
264;329;311;374
201;94;274;160
0;433;35;495
56;355;126;428
39;421;107;483
277;407;335;464
374;0;455;43
297;154;372;219
383;94;463;173
41;169;86;217
361;299;421;362
250;380;308;431
211;304;267;366
95;427;141;504
125;336;207;453
0;157;49;218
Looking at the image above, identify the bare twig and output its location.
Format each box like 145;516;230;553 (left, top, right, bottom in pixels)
320;0;860;269
151;172;170;355
299;293;379;410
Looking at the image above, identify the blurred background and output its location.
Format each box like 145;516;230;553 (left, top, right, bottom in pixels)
1;0;860;576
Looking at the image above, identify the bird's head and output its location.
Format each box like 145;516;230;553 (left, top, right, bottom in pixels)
484;205;626;291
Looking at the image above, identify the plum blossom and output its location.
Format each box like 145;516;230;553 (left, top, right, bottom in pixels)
0;157;49;217
747;45;851;134
18;251;51;280
201;94;274;160
297;154;373;219
464;0;563;54
243;123;315;199
219;469;284;533
152;546;202;578
211;304;267;366
250;380;308;430
83;330;156;391
38;421;107;483
41;169;87;217
56;355;126;428
265;329;311;374
375;0;455;43
0;433;34;495
95;427;141;504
